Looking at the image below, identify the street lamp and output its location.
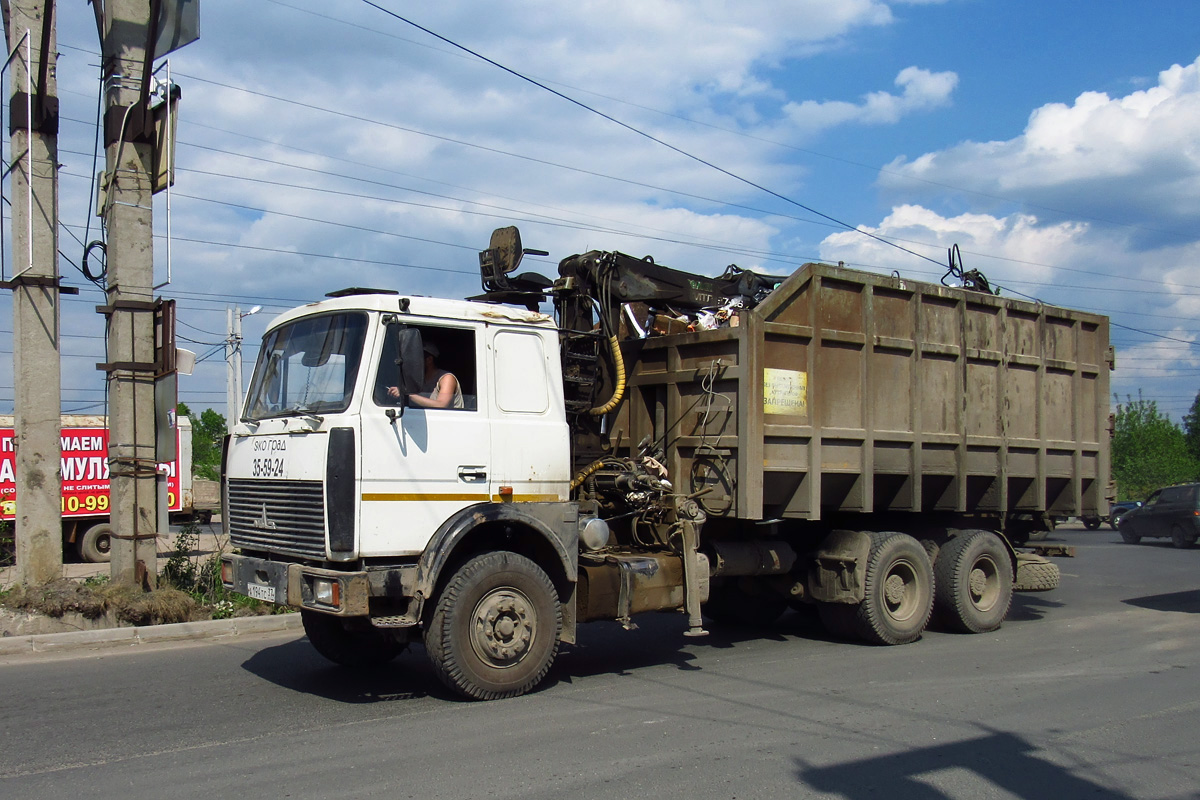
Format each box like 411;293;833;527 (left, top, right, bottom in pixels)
226;305;261;432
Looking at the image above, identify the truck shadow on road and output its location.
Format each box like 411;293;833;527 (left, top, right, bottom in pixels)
240;637;451;703
795;729;1136;800
239;609;839;703
1123;589;1200;614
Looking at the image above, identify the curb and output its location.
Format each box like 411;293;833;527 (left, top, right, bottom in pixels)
0;613;303;657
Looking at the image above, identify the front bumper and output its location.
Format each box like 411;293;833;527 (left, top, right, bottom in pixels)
222;554;371;616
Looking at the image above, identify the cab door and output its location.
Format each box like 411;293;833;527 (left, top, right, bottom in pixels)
486;326;570;503
358;322;491;556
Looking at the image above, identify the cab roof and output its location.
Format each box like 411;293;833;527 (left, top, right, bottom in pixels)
264;291;556;333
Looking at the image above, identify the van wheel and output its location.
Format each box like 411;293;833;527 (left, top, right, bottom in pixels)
77;523;114;563
301;610;406;667
1171;525;1198;549
425;551;561;700
934;531;1013;633
849;531;934;645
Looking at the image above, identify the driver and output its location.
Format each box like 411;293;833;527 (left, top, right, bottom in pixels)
388;341;464;409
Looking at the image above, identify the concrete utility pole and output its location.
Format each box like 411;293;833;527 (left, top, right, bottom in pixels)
98;0;159;587
2;0;65;585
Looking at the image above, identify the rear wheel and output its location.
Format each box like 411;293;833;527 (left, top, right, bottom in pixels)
301;610;406;667
846;532;934;645
1171;525;1198;549
1082;516;1102;530
425;551;561;700
77;523;113;563
933;531;1013;633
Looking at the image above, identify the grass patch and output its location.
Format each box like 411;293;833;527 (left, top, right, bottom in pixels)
0;522;290;625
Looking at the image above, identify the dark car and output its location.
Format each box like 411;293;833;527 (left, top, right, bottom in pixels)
1079;500;1142;530
1117;483;1200;548
1107;500;1142;530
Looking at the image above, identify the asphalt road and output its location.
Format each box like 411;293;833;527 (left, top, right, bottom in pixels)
2;523;1198;800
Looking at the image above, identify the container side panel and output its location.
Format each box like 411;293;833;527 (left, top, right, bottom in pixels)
920;356;959;434
1044;369;1075;442
966;361;1001;437
921;295;959;346
1007;366;1039;442
871;348;913;433
817;341;864;431
817;278;864;334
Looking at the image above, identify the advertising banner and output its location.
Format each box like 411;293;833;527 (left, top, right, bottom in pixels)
0;427;182;520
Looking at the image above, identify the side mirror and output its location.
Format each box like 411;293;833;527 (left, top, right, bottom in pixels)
396;328;424;394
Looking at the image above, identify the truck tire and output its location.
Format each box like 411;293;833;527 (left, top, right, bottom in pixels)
301;610;407;667
933;531;1013;633
77;523;114;563
1013;556;1060;592
425;551;561;701
704;581;788;628
1171;525;1198;549
1082;516;1102;530
846;531;934;646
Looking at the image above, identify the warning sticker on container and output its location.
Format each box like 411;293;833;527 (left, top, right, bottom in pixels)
763;368;807;416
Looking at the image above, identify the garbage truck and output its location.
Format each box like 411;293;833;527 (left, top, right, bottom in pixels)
221;227;1111;699
0;415;204;562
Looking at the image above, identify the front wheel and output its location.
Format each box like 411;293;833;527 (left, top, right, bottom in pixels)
933;531;1013;633
301;610;407;667
425;551;562;700
850;531;934;645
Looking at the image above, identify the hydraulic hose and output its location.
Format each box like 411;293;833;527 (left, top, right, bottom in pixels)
588;335;626;416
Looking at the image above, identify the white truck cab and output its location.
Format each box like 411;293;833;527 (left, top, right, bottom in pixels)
222;290;581;698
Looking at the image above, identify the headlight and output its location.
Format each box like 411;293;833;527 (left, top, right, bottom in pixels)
313;578;340;608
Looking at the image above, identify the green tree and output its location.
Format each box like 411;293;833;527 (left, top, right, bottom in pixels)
178;402;226;480
1111;395;1200;500
1184;390;1200;462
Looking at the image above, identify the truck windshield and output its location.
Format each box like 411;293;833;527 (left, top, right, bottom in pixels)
244;313;368;421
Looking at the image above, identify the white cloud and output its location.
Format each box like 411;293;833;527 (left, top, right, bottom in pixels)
782;67;959;131
880;55;1200;239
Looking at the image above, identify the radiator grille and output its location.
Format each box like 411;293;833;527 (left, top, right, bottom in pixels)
228;479;326;559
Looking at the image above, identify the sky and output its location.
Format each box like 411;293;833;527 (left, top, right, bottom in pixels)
2;0;1198;424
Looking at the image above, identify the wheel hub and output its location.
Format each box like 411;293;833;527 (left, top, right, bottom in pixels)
885;574;906;604
471;589;535;668
969;568;987;598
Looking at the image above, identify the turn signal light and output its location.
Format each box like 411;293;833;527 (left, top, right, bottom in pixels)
220;560;233;586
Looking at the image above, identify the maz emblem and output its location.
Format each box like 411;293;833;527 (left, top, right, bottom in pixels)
252;503;278;530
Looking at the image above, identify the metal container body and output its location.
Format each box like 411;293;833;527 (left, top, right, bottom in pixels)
617;263;1111;522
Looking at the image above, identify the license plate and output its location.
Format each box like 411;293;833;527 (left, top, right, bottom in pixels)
246;582;276;602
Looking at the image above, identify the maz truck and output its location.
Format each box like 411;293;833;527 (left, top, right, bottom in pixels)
221;228;1109;700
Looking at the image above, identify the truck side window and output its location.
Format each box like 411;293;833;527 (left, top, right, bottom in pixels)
373;324;477;411
494;330;549;414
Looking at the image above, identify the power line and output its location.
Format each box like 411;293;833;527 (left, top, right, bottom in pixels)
360;1;945;271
